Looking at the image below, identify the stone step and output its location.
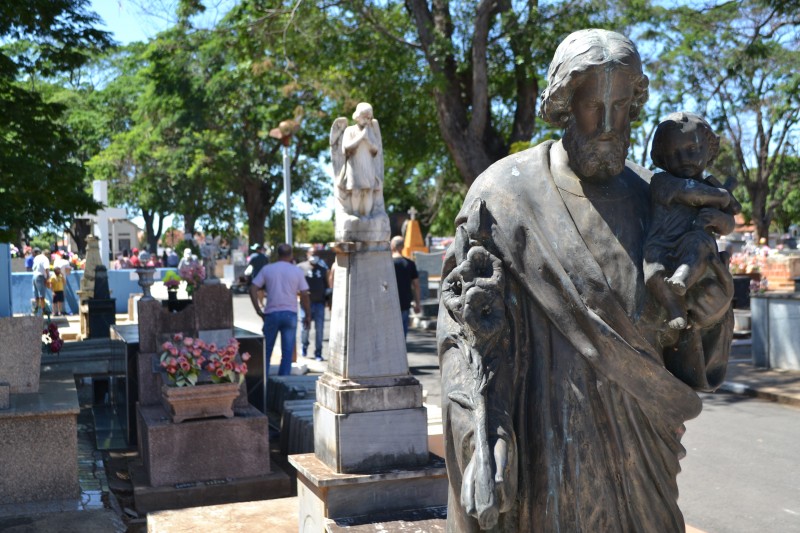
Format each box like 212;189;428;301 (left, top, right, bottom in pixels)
266;375;319;414
326;505;447;532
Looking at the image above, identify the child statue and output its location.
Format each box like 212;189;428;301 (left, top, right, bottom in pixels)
645;112;741;329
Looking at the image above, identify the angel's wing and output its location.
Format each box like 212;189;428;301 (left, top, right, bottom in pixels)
371;118;384;184
330;117;348;181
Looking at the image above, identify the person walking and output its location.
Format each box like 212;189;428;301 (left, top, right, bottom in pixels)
31;247;51;315
249;244;311;375
297;248;329;360
391;235;421;338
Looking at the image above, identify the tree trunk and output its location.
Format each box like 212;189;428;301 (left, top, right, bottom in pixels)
748;182;771;246
405;0;535;188
183;214;196;241
242;177;272;247
142;209;165;253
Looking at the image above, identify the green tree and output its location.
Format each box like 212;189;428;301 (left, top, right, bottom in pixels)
646;1;800;243
0;0;111;242
231;1;654;236
770;156;800;233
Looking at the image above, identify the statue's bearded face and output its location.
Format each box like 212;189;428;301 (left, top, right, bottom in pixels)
563;66;634;183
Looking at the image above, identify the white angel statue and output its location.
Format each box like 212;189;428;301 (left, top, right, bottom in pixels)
330;102;389;242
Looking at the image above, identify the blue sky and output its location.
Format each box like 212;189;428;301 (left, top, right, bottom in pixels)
90;0;164;45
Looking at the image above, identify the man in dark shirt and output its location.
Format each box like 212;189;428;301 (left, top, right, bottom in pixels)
247;243;269;280
391;235;421;338
297;248;329;360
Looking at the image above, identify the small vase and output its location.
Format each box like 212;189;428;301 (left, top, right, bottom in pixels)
136;268;156;301
160;381;240;423
167;290;178;302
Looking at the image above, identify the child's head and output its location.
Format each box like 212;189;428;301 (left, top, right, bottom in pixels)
54;267;61;275
651;112;719;179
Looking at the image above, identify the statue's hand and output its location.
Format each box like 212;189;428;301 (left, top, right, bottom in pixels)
693;207;735;235
461;432;517;530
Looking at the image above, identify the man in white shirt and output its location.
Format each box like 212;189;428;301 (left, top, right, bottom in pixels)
31;248;51;315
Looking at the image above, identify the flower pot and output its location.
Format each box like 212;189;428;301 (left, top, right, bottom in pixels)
167;289;178;302
160;381;240;423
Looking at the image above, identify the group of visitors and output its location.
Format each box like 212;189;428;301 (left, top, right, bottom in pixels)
29;247;69;316
247;238;422;376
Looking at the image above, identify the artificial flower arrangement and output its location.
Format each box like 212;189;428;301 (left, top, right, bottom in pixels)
162;270;182;291
42;321;63;354
729;247;769;275
178;263;206;296
159;333;250;387
69;254;85;270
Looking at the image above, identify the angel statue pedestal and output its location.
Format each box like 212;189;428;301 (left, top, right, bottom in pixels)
288;103;447;531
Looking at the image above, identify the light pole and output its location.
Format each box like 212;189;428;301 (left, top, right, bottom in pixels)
269;119;300;246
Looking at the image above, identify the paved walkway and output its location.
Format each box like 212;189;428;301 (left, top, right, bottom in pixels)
720;339;800;407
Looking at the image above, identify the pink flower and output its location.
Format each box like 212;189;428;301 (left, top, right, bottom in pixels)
241;352;251;362
216;368;225;377
162;341;174;351
173;333;183;342
224;362;233;371
193;348;202;357
177;355;187;364
169;347;178;356
196;356;205;366
167;366;177;375
208;343;217;352
180;361;191;371
183;337;194;346
196;340;207;350
241;363;248;373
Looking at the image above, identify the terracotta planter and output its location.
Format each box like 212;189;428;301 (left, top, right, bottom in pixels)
160;381;240;423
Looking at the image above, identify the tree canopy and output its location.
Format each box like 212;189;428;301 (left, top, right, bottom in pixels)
4;0;799;246
0;0;111;242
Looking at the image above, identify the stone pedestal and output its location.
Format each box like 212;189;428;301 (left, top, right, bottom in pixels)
321;242;429;473
138;403;271;487
290;453;447;533
0;316;43;393
292;241;446;529
0;373;79;504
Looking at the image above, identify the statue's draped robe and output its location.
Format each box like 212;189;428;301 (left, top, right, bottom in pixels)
343;124;381;191
438;141;730;532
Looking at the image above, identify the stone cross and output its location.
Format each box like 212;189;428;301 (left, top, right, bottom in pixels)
408;206;418;220
91;180;127;268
